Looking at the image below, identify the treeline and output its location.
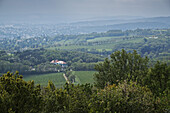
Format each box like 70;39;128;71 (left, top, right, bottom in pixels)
0;48;104;73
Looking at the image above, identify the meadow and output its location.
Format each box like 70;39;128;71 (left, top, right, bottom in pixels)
22;71;96;87
50;36;144;52
86;36;123;42
73;71;96;84
23;73;66;87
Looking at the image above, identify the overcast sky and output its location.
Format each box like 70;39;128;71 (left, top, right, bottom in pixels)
0;0;170;20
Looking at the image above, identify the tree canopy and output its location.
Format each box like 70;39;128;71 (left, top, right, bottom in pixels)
94;49;149;88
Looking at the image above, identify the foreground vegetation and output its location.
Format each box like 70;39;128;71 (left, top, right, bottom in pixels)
0;50;169;112
0;72;169;113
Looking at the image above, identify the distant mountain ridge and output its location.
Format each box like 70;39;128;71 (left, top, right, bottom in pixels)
71;16;170;26
70;16;170;32
0;16;170;36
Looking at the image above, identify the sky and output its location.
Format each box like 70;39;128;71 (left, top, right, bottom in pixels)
0;0;170;22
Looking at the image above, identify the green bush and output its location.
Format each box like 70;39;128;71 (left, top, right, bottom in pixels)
0;71;43;113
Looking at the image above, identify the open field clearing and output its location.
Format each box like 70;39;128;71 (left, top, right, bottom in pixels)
49;37;144;51
73;71;96;84
87;36;123;42
24;73;66;87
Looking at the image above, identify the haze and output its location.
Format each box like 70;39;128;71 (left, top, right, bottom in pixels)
0;0;170;23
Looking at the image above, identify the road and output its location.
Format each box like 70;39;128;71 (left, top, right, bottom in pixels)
63;73;70;84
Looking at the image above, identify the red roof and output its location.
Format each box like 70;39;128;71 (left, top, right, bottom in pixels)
51;60;66;64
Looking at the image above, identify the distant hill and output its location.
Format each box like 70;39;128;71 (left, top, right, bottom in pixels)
70;16;170;32
138;17;170;24
71;16;170;26
0;16;170;36
81;22;170;32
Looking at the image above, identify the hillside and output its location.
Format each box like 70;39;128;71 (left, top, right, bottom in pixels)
0;28;169;70
0;49;104;73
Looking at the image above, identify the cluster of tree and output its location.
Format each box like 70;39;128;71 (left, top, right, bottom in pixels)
65;71;76;83
94;49;170;95
0;49;104;73
93;49;169;111
70;62;97;71
0;61;30;73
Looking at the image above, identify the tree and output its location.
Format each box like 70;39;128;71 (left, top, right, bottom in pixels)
89;81;155;113
145;61;170;96
69;74;75;83
94;49;149;88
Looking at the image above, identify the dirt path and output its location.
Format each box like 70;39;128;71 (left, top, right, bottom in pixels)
63;73;69;84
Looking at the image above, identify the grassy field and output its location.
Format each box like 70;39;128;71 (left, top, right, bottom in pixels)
24;73;66;88
73;71;96;84
50;42;117;50
0;73;3;76
0;73;6;76
49;37;144;51
87;36;123;42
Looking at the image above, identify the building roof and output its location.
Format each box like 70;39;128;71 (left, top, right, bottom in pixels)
51;60;67;64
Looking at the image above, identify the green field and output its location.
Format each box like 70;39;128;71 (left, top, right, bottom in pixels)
49;37;144;51
0;73;6;76
24;73;66;87
73;71;96;84
87;36;123;42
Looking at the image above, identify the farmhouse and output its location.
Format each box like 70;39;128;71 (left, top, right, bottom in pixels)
148;36;158;39
50;60;67;67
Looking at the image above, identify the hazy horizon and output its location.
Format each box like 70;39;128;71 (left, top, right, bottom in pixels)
0;0;170;23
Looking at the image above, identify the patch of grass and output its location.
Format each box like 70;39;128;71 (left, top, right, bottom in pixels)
0;73;6;76
23;73;66;88
87;36;123;42
48;37;144;52
74;71;96;84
